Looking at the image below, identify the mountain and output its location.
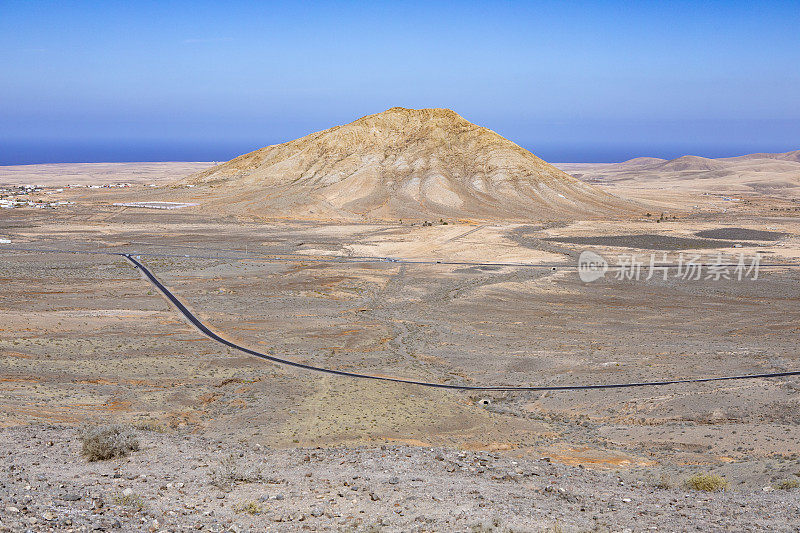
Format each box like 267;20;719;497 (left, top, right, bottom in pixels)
182;107;634;221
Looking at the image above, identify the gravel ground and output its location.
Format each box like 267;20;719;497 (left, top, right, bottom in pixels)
1;425;799;532
694;228;786;241
541;234;743;251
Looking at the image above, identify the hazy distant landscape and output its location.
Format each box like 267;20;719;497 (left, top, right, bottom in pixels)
2;1;800;531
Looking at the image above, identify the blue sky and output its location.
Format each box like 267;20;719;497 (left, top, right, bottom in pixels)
1;0;798;163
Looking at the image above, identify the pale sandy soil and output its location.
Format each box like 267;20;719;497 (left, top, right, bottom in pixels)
0;162;212;186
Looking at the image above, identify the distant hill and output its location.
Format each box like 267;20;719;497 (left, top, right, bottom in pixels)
719;150;800;163
618;157;666;167
182;107;634;221
554;148;800;196
654;155;726;172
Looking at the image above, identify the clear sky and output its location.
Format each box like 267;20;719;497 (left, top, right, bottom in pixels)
1;0;798;163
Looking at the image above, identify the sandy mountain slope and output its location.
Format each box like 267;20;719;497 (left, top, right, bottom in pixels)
181;107;635;221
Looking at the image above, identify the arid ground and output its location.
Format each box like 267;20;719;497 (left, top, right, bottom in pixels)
1;157;800;531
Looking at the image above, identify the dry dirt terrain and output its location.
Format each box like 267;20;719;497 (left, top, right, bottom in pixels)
1;144;800;530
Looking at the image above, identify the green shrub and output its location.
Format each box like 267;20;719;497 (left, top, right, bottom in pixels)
685;473;728;492
234;500;263;515
113;491;145;511
775;479;800;490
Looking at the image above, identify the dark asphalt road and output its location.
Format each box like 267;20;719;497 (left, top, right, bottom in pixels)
122;253;800;392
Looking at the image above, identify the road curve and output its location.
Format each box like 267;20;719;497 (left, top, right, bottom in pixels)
123;253;800;392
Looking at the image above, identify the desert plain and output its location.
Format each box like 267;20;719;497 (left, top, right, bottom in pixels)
1;110;800;531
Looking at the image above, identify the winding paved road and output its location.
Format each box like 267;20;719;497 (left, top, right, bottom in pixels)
122;253;800;391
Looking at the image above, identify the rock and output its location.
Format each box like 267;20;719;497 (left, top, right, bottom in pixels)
42;511;55;521
310;508;323;517
122;488;134;497
370;492;380;501
5;506;19;514
92;495;105;509
62;493;81;501
388;477;399;485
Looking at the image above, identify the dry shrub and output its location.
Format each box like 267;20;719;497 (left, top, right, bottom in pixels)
79;424;140;461
653;473;674;489
209;453;262;489
133;420;167;433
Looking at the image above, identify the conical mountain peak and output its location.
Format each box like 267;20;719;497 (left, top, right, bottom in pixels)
184;108;633;221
